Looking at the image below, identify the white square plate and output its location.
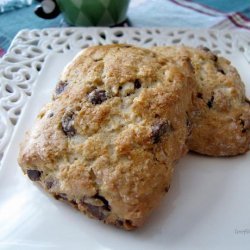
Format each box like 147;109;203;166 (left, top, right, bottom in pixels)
0;28;250;250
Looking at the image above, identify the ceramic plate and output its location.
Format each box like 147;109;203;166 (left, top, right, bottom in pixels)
0;28;250;250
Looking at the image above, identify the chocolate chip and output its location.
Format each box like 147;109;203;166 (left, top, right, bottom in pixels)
240;117;250;133
85;203;106;220
27;170;42;181
198;46;210;52
88;89;108;105
55;81;68;95
47;112;54;118
93;194;111;211
93;58;102;62
70;200;77;206
151;121;173;144
80;194;110;221
54;193;68;200
198;46;217;61
240;119;246;133
45;181;54;189
165;185;170;192
134;79;141;89
197;92;203;99
115;220;124;227
212;54;218;62
59;193;67;200
217;68;225;75
124;220;133;227
62;112;75;137
207;95;214;108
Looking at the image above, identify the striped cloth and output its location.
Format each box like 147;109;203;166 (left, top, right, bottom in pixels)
129;0;250;29
0;0;250;56
169;0;250;30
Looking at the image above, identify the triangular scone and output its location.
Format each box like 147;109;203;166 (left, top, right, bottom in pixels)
18;45;195;230
152;46;250;156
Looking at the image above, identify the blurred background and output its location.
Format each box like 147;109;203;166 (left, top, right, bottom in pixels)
0;0;250;57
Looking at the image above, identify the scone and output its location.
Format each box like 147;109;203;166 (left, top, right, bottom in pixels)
18;45;195;230
152;46;250;156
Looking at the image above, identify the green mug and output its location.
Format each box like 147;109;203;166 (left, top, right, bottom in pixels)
35;0;131;26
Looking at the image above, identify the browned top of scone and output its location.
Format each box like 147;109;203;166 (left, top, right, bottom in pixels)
18;44;195;229
152;46;250;156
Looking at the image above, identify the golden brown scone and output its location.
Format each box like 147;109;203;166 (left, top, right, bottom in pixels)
152;46;250;156
18;44;195;230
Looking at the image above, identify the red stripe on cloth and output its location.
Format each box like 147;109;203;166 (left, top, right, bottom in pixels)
187;1;250;22
237;12;250;22
173;0;250;22
0;48;5;57
228;15;250;30
169;0;250;30
169;0;222;16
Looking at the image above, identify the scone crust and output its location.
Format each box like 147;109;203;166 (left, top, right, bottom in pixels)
152;46;250;156
18;44;195;229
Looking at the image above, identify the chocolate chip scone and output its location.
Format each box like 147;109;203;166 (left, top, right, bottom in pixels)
152;46;250;156
18;44;195;230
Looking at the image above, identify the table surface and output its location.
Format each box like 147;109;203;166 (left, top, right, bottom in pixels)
0;0;250;56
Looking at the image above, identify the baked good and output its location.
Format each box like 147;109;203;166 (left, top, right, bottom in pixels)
18;44;195;230
152;46;250;156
